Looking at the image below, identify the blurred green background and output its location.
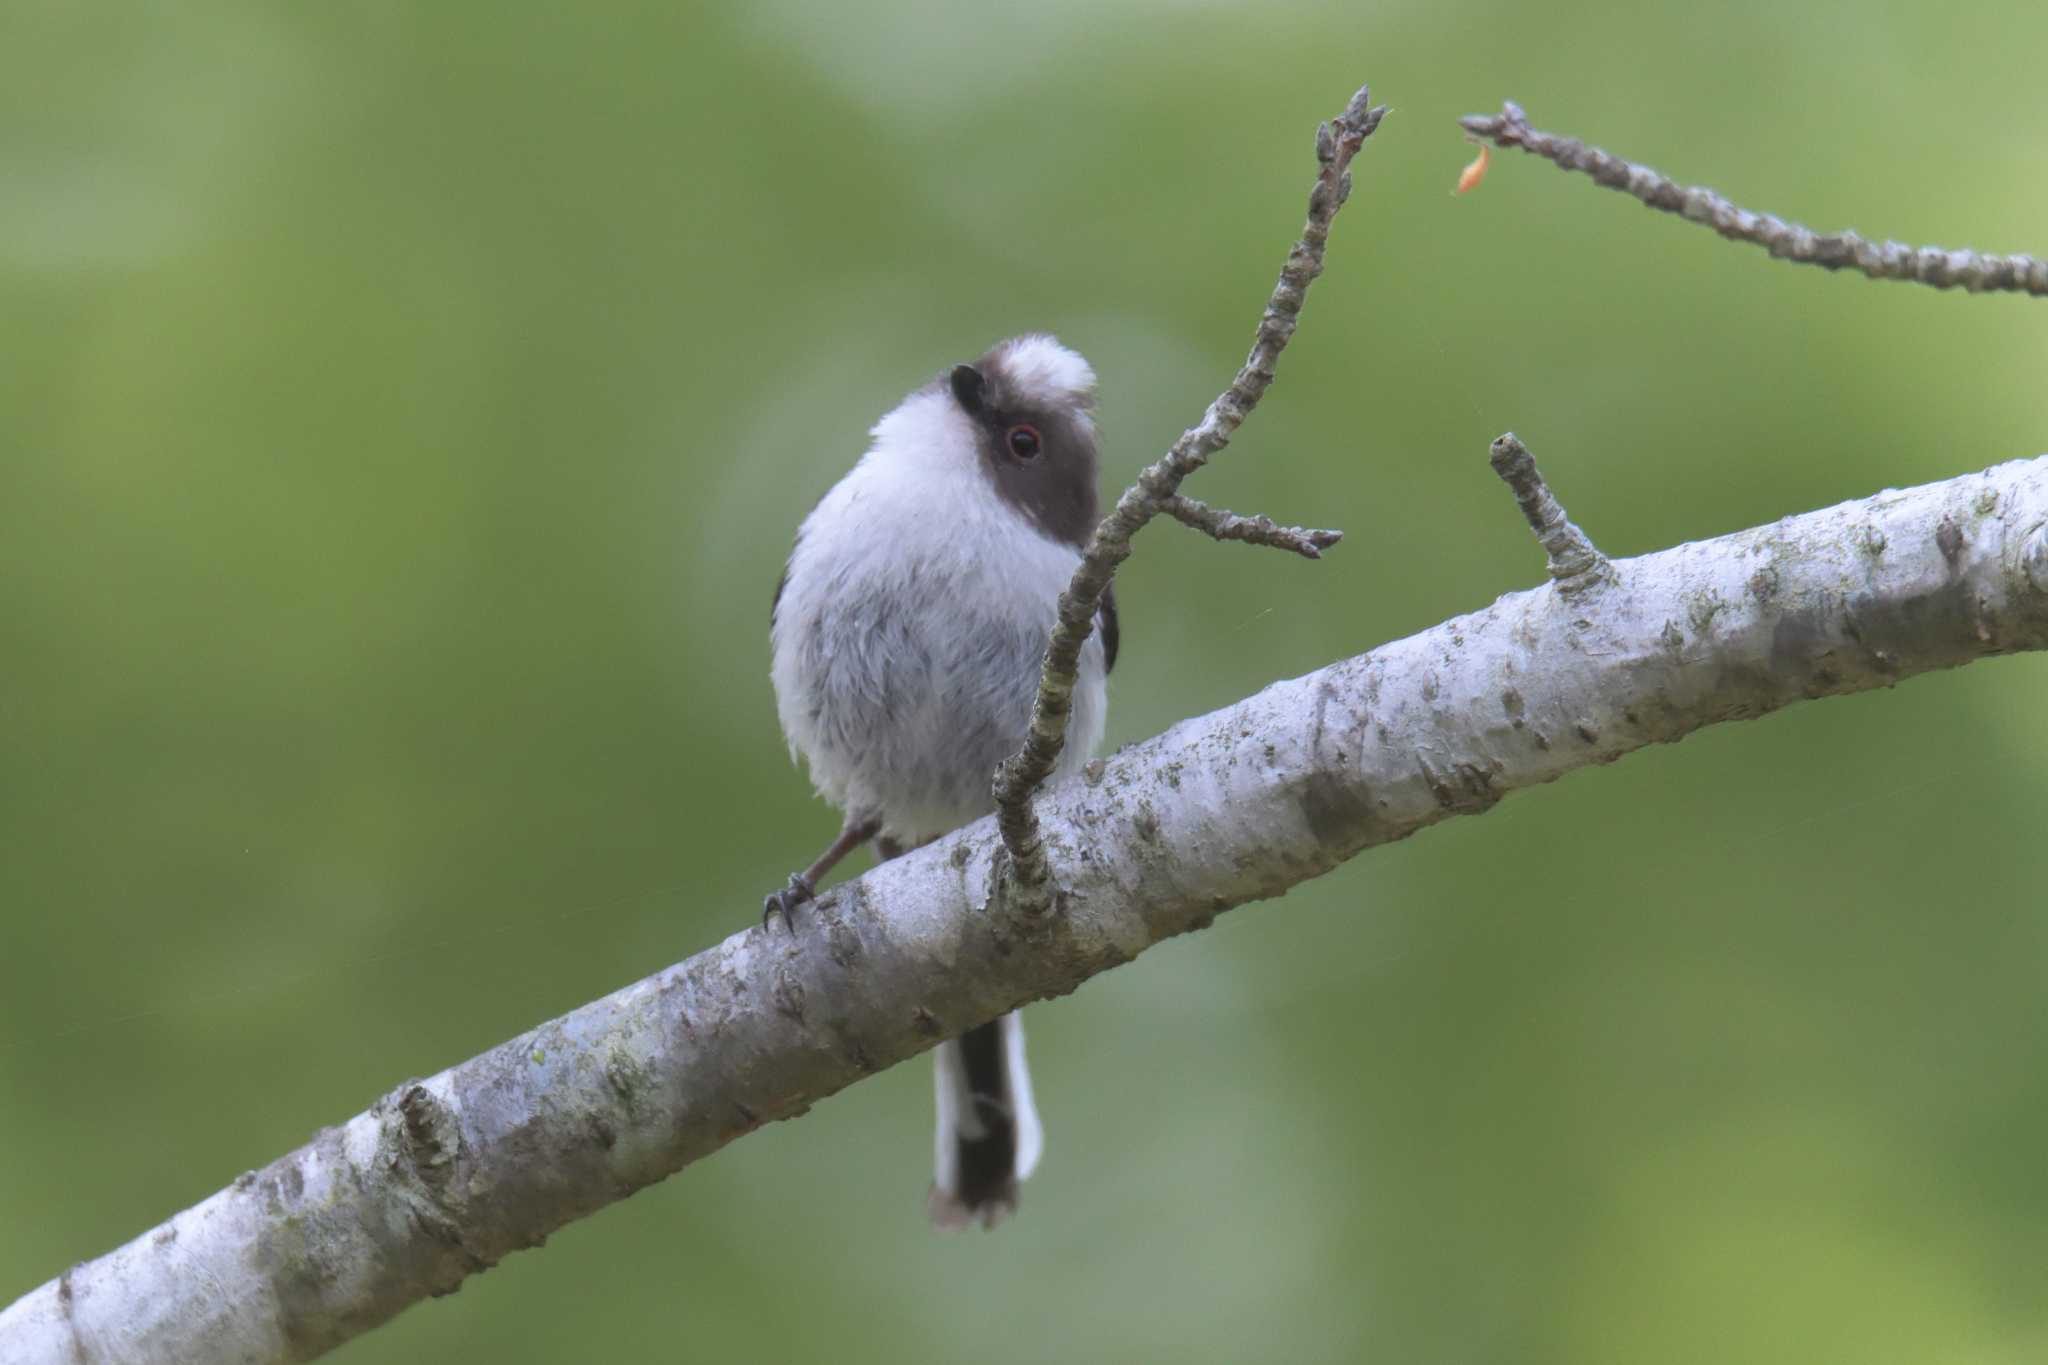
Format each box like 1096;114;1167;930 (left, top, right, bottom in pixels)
5;1;2046;1360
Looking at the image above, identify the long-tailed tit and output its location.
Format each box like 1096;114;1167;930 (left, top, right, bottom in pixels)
765;335;1114;1227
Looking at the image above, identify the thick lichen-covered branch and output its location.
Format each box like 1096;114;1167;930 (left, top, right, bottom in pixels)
990;83;1385;912
9;453;2046;1365
1460;101;2048;297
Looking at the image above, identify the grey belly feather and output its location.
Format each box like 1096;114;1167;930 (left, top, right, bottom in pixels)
788;584;1058;840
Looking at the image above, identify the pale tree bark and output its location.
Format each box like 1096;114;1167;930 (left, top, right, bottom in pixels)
6;88;2046;1365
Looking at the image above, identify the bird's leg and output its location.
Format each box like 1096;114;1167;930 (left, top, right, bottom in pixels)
763;815;882;932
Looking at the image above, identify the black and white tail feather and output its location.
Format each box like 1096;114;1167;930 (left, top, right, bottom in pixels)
929;1013;1043;1228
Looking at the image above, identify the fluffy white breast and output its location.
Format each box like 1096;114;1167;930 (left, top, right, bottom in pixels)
770;386;1107;838
791;387;1070;610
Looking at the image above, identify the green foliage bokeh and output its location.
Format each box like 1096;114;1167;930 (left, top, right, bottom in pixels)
4;2;2046;1360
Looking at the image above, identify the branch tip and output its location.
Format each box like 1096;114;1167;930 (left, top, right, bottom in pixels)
1162;494;1343;560
1331;85;1387;149
1489;433;1609;591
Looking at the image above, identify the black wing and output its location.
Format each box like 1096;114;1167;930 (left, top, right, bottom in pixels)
1098;581;1119;676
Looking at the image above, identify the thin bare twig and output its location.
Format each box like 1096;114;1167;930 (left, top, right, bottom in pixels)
1488;433;1610;593
1160;493;1344;560
1460;101;2048;297
990;83;1386;912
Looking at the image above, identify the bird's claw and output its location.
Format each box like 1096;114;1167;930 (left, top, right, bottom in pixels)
761;872;815;934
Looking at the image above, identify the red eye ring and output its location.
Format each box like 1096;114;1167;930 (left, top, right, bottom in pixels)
1006;424;1042;459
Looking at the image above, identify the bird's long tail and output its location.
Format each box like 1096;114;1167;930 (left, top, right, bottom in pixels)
929;1012;1042;1229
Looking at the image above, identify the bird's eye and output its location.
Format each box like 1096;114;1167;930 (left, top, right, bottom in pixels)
1006;425;1042;459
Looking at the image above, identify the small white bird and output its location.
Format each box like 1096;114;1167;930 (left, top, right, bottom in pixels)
766;335;1115;1227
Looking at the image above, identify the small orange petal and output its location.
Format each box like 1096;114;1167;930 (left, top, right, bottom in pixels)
1454;143;1491;196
